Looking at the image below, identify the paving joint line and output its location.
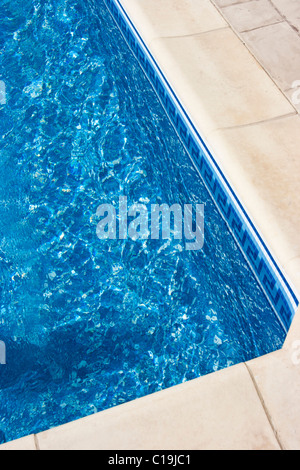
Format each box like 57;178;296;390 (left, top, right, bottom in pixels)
33;434;40;451
209;0;300;113
244;362;284;450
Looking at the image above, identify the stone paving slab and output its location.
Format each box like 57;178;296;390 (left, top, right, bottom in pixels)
220;0;282;32
36;363;281;450
212;0;300;108
149;29;293;134
208;114;300;295
1;0;300;451
0;435;37;451
121;0;227;40
242;22;300;92
271;0;300;32
247;346;300;450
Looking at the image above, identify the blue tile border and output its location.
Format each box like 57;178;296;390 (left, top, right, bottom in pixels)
103;0;299;333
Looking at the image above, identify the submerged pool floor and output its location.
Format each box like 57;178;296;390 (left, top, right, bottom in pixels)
0;0;285;443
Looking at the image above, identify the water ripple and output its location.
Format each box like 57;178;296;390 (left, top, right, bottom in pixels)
0;0;285;443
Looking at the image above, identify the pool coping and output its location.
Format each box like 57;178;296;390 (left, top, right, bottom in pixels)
1;0;300;450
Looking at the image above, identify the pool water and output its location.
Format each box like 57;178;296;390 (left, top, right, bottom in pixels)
0;0;285;443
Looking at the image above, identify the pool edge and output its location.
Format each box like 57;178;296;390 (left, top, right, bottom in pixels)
1;0;300;450
1;338;300;450
103;0;299;333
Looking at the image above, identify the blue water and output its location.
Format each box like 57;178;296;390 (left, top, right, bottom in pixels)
0;0;285;444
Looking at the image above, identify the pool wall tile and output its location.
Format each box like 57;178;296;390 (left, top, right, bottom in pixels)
104;0;299;332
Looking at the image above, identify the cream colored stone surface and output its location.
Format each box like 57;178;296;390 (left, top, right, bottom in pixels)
0;435;37;451
247;348;300;450
36;363;280;450
221;0;282;32
283;258;300;306
148;29;293;137
269;0;300;33
241;22;300;92
212;0;300;111
207;114;300;297
121;0;226;41
214;0;250;6
285;305;300;349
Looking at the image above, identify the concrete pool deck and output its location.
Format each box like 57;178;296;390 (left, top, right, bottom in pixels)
1;0;300;450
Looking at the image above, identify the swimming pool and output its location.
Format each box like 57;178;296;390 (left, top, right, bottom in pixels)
0;0;289;444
